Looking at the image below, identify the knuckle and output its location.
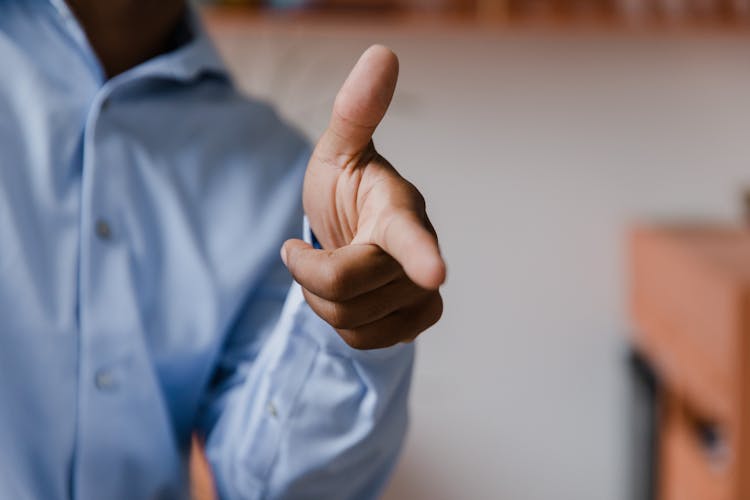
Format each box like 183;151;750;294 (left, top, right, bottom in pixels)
326;302;351;330
320;260;349;300
397;178;426;212
338;330;372;351
373;208;400;243
425;294;444;328
303;289;354;330
410;294;443;339
410;184;426;211
431;296;444;325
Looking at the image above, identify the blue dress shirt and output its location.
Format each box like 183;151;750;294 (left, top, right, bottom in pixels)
0;1;414;498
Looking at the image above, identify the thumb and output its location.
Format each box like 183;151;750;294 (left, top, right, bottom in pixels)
317;44;399;158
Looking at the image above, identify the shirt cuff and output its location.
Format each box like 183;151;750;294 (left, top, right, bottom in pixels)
303;216;322;250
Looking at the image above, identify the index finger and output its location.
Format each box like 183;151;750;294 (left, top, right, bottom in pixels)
376;210;447;290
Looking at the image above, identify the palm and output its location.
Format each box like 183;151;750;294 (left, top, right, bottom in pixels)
301;46;441;289
305;146;391;241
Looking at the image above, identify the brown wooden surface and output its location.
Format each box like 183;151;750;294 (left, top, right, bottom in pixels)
630;223;750;500
201;1;750;31
659;391;732;500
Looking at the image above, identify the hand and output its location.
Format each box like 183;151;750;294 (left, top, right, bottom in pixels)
281;45;446;350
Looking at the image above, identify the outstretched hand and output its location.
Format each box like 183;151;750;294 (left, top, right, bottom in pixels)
281;45;446;350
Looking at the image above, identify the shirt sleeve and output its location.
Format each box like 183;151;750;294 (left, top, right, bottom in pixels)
198;220;415;500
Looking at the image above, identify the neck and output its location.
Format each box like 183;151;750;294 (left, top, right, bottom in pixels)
66;0;187;78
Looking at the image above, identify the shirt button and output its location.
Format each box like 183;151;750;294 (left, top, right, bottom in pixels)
267;401;278;419
95;219;112;240
94;369;117;391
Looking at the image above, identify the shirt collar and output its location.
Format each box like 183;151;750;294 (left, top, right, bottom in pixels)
132;7;230;84
46;0;230;85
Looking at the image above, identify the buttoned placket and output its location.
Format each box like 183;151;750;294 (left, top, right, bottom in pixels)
37;2;234;498
82;93;128;402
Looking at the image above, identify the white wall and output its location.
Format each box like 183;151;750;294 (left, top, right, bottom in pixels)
209;21;750;500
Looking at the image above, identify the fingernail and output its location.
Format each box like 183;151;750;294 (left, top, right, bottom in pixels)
280;245;288;266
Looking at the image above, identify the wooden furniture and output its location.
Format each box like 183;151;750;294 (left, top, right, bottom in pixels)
201;0;750;24
630;224;750;500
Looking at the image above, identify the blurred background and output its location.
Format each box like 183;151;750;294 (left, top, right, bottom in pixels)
195;1;750;499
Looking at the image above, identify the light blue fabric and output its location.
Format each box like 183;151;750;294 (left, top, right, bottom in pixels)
0;1;414;498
